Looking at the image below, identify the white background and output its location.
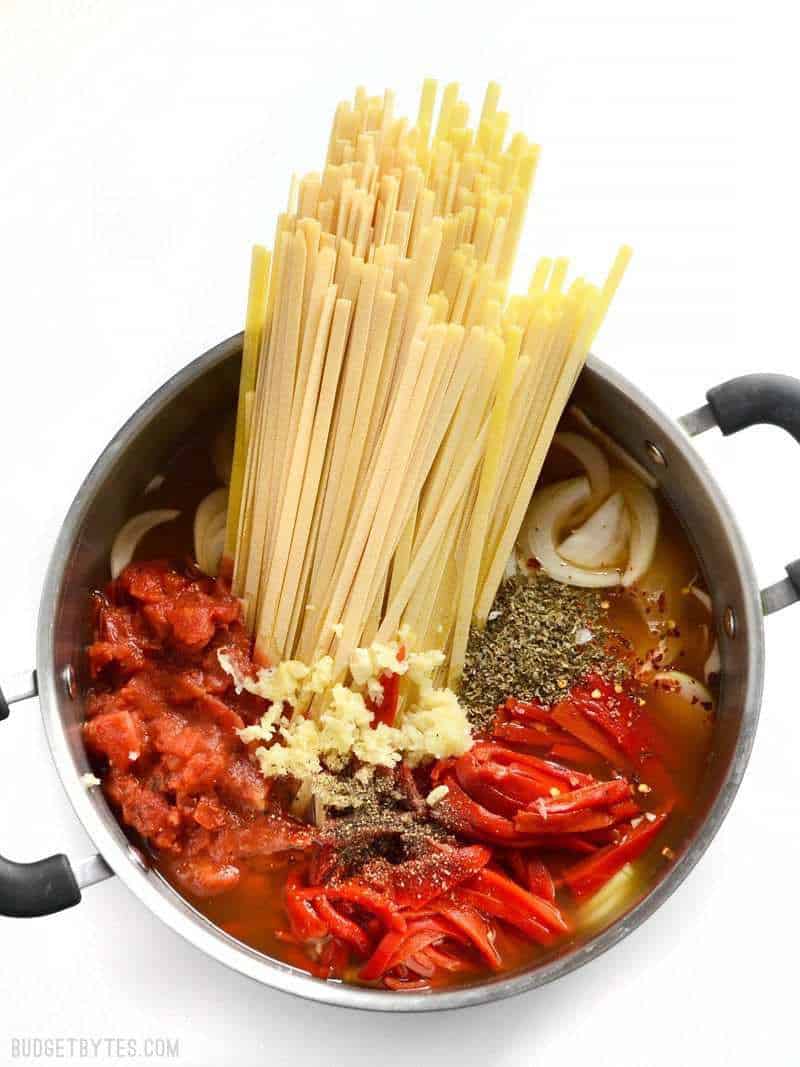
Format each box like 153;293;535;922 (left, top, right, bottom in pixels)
1;1;796;1065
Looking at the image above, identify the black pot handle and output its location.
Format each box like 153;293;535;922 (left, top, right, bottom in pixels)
680;373;800;614
0;671;82;917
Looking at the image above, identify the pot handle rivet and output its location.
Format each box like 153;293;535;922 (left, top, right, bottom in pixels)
644;441;667;467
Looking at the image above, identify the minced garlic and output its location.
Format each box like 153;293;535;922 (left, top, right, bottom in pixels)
217;650;333;709
426;785;449;807
218;639;473;788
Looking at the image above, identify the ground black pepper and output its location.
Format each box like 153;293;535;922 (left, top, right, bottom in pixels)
315;768;449;879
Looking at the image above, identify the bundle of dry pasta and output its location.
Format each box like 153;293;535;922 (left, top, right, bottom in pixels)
222;81;630;689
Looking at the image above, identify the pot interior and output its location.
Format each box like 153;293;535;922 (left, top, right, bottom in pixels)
37;336;763;1011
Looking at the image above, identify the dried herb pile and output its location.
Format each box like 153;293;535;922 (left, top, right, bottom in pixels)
460;573;627;729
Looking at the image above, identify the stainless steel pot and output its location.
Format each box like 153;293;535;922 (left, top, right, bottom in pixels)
2;333;799;1012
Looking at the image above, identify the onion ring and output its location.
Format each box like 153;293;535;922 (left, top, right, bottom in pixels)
559;490;629;568
523;477;623;588
651;670;714;711
553;432;611;516
194;488;228;577
110;509;180;579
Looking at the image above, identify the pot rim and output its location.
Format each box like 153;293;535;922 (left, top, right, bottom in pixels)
36;334;765;1012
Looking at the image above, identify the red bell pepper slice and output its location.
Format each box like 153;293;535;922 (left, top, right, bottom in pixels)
498;697;553;724
476;764;561;805
383;976;432;991
608;799;641;822
548;741;604;767
464;777;524;819
529;778;632;817
435;901;502;969
368;669;401;727
551;700;632;770
453;886;555;946
314;897;371;955
471;743;594;788
436;774;531;844
514;810;615;834
422;943;471;973
564;811;670;897
359;921;449;981
493;721;564;749
388;844;491;908
297;882;405;931
466;868;569;934
525;857;556;902
284;871;327;940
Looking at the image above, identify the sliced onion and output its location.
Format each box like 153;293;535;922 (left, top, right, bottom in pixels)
704;641;720;683
578;862;642;930
202;513;226;578
688;584;712;614
568;405;658;489
523;477;622;588
559;491;629;568
636;635;678;680
619;479;659;587
504;554;519;581
194;488;228;576
651;670;714;711
553;432;611;515
143;473;165;495
110;509;180;579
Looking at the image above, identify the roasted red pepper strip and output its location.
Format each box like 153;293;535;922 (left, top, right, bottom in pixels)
573;675;661;760
525;857;556;902
435;902;502;969
564;811;670;897
498;697;553;725
514;810;615;833
422;943;471;973
314;897;371;955
471;742;594;788
462;777;523;819
387;844;491;908
383;976;432;991
475;765;560;804
609;799;642;822
297;882;405;931
453;886;555;946
529;778;632;817
358;928;406;981
368;670;401;727
436;774;531;843
492;722;565;749
551;701;632;770
467;868;569;934
359;921;449;981
548;741;604;767
284;872;327;940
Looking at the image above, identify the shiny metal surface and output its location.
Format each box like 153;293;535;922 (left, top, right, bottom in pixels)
761;575;800;615
74;853;114;890
35;334;766;1012
0;670;38;705
677;402;717;437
